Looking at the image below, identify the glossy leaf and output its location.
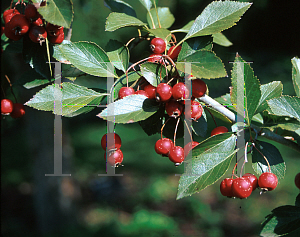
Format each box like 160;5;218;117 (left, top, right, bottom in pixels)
268;96;300;122
177;50;226;79
177;133;237;199
147;7;175;29
231;55;261;125
252;140;286;180
106;39;129;73
139;106;165;136
256;81;283;114
104;0;136;17
139;0;152;11
139;62;167;86
25;82;106;116
184;1;251;40
292;57;300;97
98;94;159;123
55;41;117;78
212;32;233;47
191;109;207;137
105;12;147;31
32;0;73;28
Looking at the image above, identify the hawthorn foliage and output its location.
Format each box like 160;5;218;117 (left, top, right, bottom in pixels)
2;0;300;236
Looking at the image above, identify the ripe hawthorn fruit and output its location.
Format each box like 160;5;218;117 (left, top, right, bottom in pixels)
231;177;252;199
295;173;300;190
3;9;20;24
31;17;43;26
258;172;278;191
104;148;123;167
192;79;207;98
48;31;64;44
172;82;189;100
24;4;38;20
155;138;174;156
29;25;47;43
211;126;228;136
144;84;156;100
118;87;135;99
167;45;182;61
4;21;22;41
191;100;203;121
242;173;258;191
165;100;183;118
10;103;25;118
150;37;166;54
135;90;149;97
1;99;14;114
101;133;122;151
9;14;30;35
168;146;185;165
156;83;172;102
220;178;235;197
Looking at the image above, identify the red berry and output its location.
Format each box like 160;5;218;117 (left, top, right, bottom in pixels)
3;9;20;24
10;103;25;118
148;53;163;63
24;4;38;20
172;82;189;100
104;148;123;167
168;146;185;165
4;21;22;41
191;100;203;121
192;79;207;98
295;173;300;190
9;14;30;35
46;23;64;37
101;133;122;151
211;126;228;136
118;87;135;99
135;90;149;97
48;31;64;44
144;84;156;100
231;177;252;199
258;172;278;191
150;37;166;54
156;83;172;102
28;25;47;43
242;173;258;191
167;45;182;61
220;178;235;197
165;100;183;118
31;17;43;26
155;138;174;156
1;99;14;114
184;141;199;157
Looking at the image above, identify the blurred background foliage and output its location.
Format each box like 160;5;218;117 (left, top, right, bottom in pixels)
1;0;300;236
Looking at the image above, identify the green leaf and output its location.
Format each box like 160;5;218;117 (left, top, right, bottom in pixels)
24;78;55;89
177;36;213;62
260;205;300;237
231;55;261;125
139;0;152;11
25;82;106;116
146;7;175;29
98;94;159;123
252;140;286;180
177;50;226;79
112;71;141;99
177;133;237;199
32;0;73;28
171;20;193;33
184;1;251;40
62;65;85;81
256;81;283;114
162;117;184;140
55;41;117;78
139;106;165;136
147;28;172;42
212;32;233;47
268;96;300;122
191;109;207;137
292;57;300;97
139;62;166;86
106;40;129;73
104;0;136;17
105;12;147;31
205;107;233;124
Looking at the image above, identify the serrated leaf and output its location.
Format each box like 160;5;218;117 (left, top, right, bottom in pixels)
256;81;283;114
139;62;166;86
146;28;172;42
106;39;129;73
105;12;147;31
52;40;72;64
292;57;300;97
25;82;106;116
171;20;194;33
177;133;237;199
55;41;117;78
212;32;233;47
147;7;175;29
177;50;226;79
98;94;159;123
104;0;136;17
191;109;207;137
268;96;300;122
231;55;261;125
260;205;300;237
177;36;213;62
139;0;152;11
32;0;73;28
252;140;286;180
184;1;251;40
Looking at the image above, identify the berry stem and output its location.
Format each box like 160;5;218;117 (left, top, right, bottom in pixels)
153;0;162;28
160;118;170;140
252;142;271;173
5;75;17;103
231;163;238;178
173;117;180;146
204;106;217;127
183;119;193;142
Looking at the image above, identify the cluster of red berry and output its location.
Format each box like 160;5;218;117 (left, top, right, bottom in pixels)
1;98;25;118
2;3;64;44
101;133;123;167
220;172;278;199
